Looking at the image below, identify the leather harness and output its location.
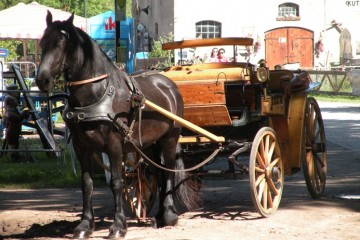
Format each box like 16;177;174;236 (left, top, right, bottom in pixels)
62;72;145;142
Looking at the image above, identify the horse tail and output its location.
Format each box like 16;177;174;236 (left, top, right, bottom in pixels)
174;143;201;210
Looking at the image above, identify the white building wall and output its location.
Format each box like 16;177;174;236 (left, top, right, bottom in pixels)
133;0;360;67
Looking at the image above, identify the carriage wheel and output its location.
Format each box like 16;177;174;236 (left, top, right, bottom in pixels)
302;97;327;199
123;153;158;221
249;127;284;217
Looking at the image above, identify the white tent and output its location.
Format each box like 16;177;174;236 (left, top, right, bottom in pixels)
0;1;86;62
0;1;86;39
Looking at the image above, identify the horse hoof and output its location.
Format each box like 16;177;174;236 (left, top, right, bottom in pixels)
108;230;126;239
73;230;92;239
151;217;163;228
164;209;178;226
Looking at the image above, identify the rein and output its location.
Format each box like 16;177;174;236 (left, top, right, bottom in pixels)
128;138;223;173
65;74;109;86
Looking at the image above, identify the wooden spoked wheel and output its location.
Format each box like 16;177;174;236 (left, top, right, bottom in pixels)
249;127;284;217
303;97;327;199
123;153;158;221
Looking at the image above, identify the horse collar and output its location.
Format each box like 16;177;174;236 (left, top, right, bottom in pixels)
63;82;116;125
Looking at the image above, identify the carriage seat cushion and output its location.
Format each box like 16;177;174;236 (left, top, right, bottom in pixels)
268;70;294;92
161;66;249;83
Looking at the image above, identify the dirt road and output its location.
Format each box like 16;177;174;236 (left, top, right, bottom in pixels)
0;101;360;240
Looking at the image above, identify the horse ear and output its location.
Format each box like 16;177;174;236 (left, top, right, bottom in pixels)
46;10;53;26
66;13;75;25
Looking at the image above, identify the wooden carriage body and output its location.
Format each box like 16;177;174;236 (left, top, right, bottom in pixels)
160;37;315;176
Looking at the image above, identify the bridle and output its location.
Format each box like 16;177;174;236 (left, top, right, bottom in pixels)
58;29;109;87
65;74;109;87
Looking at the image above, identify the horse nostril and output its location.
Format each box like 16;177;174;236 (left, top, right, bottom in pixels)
35;77;49;91
44;78;50;86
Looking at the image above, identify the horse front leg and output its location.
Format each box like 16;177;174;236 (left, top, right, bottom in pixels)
73;151;95;239
107;142;127;238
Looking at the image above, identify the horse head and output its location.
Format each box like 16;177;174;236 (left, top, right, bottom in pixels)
36;11;76;93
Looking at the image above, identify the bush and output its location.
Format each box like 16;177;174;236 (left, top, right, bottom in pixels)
148;33;174;67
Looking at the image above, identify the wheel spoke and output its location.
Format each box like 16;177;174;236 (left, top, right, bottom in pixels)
256;152;266;169
269;157;280;169
255;173;265;187
262;183;268;209
314;125;321;142
126;158;137;168
264;136;270;164
307;151;314;177
127;177;138;190
307;105;316;137
257;178;266;202
314;154;326;182
260;138;265;163
255;166;265;173
267;186;273;208
267;141;275;161
267;177;280;196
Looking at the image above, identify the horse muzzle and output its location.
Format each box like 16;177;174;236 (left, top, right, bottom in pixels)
35;75;55;93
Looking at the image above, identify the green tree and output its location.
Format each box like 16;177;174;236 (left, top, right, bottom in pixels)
148;33;174;67
0;40;22;61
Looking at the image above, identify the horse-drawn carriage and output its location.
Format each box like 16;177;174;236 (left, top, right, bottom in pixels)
125;37;327;219
36;12;327;238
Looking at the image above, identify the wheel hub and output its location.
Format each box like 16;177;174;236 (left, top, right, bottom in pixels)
265;165;282;190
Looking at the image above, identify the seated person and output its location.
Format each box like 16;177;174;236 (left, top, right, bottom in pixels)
216;48;230;62
208;48;219;62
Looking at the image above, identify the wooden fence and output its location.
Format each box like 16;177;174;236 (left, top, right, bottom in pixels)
306;70;354;95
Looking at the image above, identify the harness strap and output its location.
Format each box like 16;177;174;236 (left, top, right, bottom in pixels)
128;137;223;173
108;112;223;173
65;74;108;86
126;74;145;146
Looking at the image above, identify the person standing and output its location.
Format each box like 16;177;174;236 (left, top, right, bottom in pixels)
3;85;29;162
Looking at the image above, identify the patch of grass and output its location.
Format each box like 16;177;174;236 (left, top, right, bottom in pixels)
310;92;360;103
0;152;80;188
0;138;107;189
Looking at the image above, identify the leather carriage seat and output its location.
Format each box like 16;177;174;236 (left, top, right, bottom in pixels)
267;70;294;92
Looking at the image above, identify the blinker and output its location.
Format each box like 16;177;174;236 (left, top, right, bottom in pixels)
60;30;69;39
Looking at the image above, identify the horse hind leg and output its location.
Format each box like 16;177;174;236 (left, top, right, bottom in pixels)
152;141;200;228
151;141;178;228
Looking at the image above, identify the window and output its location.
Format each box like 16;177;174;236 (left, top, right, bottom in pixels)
277;3;300;21
195;21;221;39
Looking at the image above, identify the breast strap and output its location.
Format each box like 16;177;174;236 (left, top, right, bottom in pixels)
63;83;117;125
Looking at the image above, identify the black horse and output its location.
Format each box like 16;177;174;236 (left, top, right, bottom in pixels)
36;11;198;239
